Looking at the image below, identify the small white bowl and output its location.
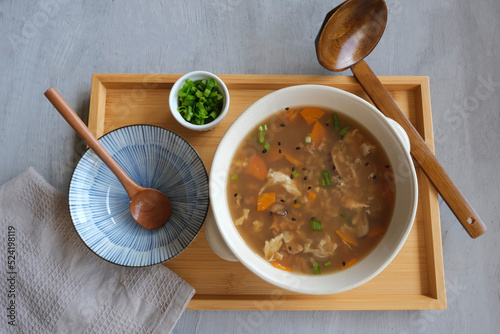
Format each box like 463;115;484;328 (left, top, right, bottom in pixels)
169;71;230;131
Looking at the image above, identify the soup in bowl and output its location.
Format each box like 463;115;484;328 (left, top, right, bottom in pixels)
209;85;418;294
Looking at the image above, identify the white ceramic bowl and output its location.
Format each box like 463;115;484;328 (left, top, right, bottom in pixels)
208;85;418;295
169;71;230;131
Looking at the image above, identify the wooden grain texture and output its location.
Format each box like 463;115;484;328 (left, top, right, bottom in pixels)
351;60;486;238
88;74;445;310
317;0;388;72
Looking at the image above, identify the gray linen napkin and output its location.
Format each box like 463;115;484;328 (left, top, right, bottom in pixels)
0;168;194;334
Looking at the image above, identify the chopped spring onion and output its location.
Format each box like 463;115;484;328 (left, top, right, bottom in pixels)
312;262;321;275
177;78;223;125
304;136;312;144
322;170;332;187
230;174;239;181
291;169;299;179
263;142;271;151
333;112;341;131
310;219;323;231
323;261;332;267
258;124;268;144
339;125;350;136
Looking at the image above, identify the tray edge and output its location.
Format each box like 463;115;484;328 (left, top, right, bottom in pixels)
87;74;446;310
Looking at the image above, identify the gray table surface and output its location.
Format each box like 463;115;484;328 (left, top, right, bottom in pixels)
1;0;498;333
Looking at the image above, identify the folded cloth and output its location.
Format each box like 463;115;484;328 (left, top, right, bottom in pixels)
0;168;194;334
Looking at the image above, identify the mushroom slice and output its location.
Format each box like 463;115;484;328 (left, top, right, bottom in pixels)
270;202;288;216
352;211;370;237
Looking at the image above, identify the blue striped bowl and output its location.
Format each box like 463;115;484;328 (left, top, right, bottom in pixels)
69;125;209;267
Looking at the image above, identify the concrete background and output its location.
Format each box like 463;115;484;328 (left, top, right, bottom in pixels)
1;0;498;333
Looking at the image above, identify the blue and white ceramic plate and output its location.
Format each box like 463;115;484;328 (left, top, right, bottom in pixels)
69;125;209;267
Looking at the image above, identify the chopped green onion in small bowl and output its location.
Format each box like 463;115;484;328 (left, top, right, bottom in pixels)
169;71;230;131
177;78;223;125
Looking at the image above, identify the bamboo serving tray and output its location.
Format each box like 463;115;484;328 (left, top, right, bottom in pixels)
88;74;446;310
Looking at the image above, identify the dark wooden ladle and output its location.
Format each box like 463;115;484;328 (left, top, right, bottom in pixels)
45;88;172;230
316;0;486;238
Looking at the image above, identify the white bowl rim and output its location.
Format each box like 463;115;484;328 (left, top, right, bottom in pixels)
209;84;418;294
169;70;230;131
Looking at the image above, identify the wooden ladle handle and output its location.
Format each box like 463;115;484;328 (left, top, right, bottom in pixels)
44;88;141;198
351;60;487;238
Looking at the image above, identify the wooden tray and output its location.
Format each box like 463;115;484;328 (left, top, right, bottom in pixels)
88;74;446;310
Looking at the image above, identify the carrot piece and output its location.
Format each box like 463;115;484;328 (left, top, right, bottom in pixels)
293;203;301;208
271;261;292;272
257;192;275;211
285;153;299;165
283;109;293;119
300;107;325;125
289;111;300;122
283;108;300;122
308;191;316;202
245;155;268;180
310;121;326;145
367;223;387;238
336;229;359;247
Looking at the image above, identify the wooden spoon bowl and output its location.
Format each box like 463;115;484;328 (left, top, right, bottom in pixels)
316;0;486;238
317;0;387;72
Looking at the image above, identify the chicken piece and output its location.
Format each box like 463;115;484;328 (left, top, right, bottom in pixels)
259;169;301;197
303;239;313;253
264;234;284;261
282;230;293;243
234;209;250;226
303;235;337;258
332;175;345;187
342;197;369;210
252;220;263;232
352;211;370;237
286;241;304;255
319;234;337;254
361;142;376;157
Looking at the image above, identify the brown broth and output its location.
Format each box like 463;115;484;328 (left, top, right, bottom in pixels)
227;107;395;275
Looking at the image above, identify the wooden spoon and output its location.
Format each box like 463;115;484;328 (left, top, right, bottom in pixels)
316;0;486;238
44;88;172;230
